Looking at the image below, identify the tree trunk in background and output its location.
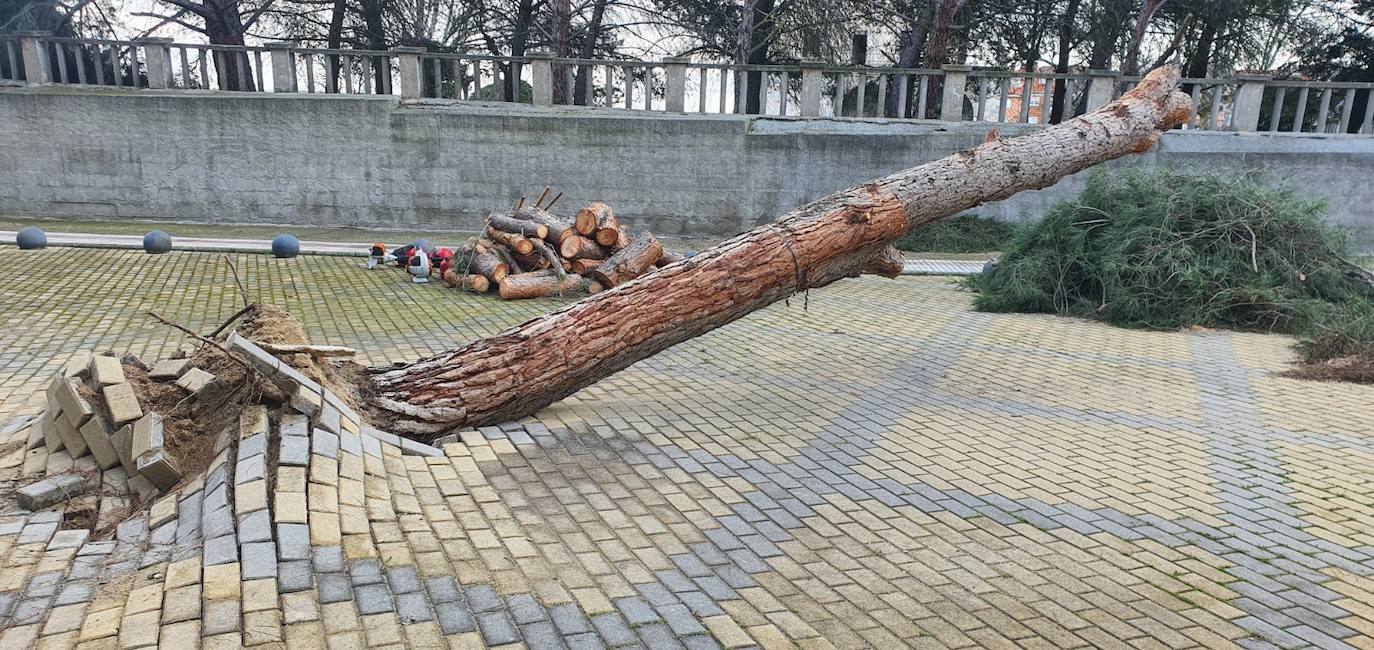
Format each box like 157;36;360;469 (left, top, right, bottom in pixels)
359;0;387;92
551;0;571;104
507;0;536;101
326;0;346;91
737;0;776;115
887;1;938;117
922;0;969;119
204;6;255;91
1123;0;1168;77
371;67;1194;435
1184;21;1216;82
1050;0;1083;123
572;0;609;105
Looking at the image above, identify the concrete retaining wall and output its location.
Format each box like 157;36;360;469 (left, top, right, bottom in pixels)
4;86;1373;248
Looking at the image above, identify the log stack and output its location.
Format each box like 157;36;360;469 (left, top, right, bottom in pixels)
444;199;685;300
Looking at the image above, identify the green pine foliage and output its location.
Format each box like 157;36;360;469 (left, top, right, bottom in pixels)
966;168;1374;381
895;216;1015;253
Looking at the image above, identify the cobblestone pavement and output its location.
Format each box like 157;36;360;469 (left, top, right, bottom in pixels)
1;248;1372;649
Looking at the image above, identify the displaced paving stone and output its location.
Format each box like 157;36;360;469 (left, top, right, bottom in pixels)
130;413;164;460
136;449;181;490
148;358;192;380
37;410;64;453
279;436;309;466
16;473;88;510
175;367;216;395
78;414;120;470
52;409;88;458
56;378;94;428
89;354;125;386
290;386;322;417
110;423;136;476
102;382;143;425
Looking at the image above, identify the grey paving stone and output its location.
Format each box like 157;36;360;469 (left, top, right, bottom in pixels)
682;634;722;650
237;509;272;543
635;583;676;607
615;596;660;626
677;591;725;618
508;593;547;624
465;584;503;613
24;572;63;598
355;583;394;614
658;603;705;636
150;520;178;546
386;566;422;594
520;621;561;650
312;428;340;458
47;529;89;550
550;602;594;635
350;560;384;585
315;407;341;434
591;613;638;647
339;430;363;457
277;560;313;593
17;520;59;545
566;631;607;649
203;506;234;539
240;541;277;579
426;576;461;604
11;597;52;625
396;592;434;623
279;414;309;437
435;600;476;634
279;436;309;466
477;611;520;646
234;454;265;485
238;432;266;459
635;623;685;650
277;523;310;560
316;573;353;604
53;582;93;605
76;540;115;556
313;546;345;573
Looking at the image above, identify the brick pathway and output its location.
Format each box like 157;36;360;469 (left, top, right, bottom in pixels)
0;249;1372;649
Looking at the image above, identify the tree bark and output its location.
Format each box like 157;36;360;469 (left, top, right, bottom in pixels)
575;202;614;236
572;0;610;105
862;245;905;277
551;0;572;104
371;66;1192;435
592;233;663;288
498;271;585;300
560;235;608;260
486;227;535;255
1050;0;1083;124
1123;0;1168;77
489;213;548;239
515;206;576;245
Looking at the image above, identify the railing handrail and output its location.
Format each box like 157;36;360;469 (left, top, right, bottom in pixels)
5;32;1371;136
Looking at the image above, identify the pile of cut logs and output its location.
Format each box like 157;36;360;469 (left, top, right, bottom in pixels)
443;196;685;300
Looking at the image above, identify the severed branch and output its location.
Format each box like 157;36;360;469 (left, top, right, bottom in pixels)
252;341;357;358
529;238;567;280
147;311;256;375
208;303;258;339
223;255;252;308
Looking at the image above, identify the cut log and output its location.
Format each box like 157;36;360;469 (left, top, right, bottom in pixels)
593;215;629;250
592;232;663;288
459;242;510;283
498;272;586;300
487;213;548;240
372;66;1192;434
656;249;685;267
486;227;535;255
559;235;609;260
574;202;614;236
862;245;905;277
527;238;567;280
442;270;491;293
569;258;603;275
514;206;576;245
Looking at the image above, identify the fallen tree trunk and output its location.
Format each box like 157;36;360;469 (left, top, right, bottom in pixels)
863;245;905;277
372;66;1191;434
498;271;586;300
593;232;663;288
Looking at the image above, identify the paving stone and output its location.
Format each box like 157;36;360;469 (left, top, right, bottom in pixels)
279;436;310;466
240;541;278;579
89;354;125;386
277;522;310;560
395;592;434;623
238;431;267;459
101;382;142;426
550;602;594;635
435;601;475;635
316;407;341;434
464;584;503;613
615;597;661;626
313;546;346;573
77;414;120;469
349;560;384;586
591;613;638;647
315;573;353;604
312;429;340;458
129;413;164;461
109;423;136;476
277;559;314;593
16;473;88;510
386;566;421;594
425;577;461;604
658;603;706;636
136;449;181;490
354;584;393;615
476;611;519;646
521;621;561;650
148;359;191;381
175;367;216;394
235;453;266;485
508;593;546;624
